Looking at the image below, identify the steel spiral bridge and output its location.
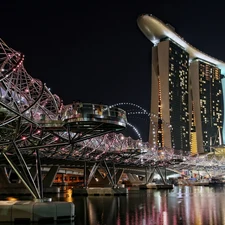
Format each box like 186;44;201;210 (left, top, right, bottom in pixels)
0;38;224;198
0;38;129;198
0;38;180;169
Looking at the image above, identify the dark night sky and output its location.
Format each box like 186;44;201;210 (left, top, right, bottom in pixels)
1;1;225;141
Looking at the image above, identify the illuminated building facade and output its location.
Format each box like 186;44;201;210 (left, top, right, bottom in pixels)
190;60;223;153
137;14;224;153
150;38;190;151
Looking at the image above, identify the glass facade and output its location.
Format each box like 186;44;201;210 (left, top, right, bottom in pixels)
168;41;190;151
157;77;163;147
197;60;223;151
156;40;190;151
153;40;224;153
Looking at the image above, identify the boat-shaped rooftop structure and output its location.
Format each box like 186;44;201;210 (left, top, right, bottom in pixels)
137;14;225;74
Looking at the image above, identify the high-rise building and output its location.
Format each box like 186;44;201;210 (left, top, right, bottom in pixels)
137;14;224;154
190;60;223;153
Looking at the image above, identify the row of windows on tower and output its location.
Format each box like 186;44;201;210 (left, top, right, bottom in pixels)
155;40;223;152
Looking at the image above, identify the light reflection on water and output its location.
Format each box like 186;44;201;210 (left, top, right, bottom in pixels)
2;186;225;225
52;185;225;225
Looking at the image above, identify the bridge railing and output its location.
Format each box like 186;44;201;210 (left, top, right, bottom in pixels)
24;103;127;126
61;103;127;122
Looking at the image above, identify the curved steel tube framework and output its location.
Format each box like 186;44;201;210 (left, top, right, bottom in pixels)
0;38;223;198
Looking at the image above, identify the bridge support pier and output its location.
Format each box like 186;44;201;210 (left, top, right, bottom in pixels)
2;148;40;199
83;161;125;188
112;168;124;186
139;166;173;189
103;160;116;187
1;140;55;199
43;166;59;188
126;173;143;186
155;167;167;184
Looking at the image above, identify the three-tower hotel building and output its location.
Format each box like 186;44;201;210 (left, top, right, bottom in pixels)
137;14;224;154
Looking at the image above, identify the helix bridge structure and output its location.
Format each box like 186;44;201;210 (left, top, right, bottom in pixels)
0;38;225;199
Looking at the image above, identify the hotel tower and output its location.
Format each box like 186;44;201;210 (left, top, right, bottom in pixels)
137;14;224;154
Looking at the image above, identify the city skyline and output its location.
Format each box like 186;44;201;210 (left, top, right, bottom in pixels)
138;15;224;153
